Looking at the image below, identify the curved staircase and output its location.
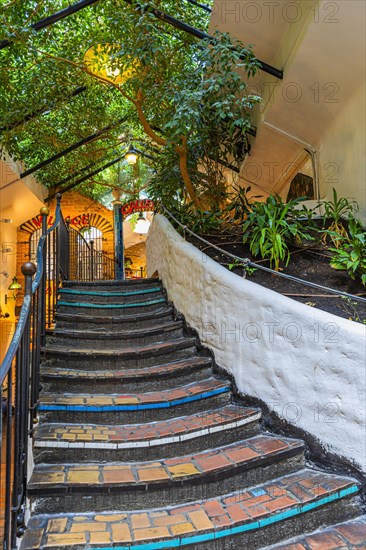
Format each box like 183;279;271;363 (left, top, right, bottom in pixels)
21;279;365;549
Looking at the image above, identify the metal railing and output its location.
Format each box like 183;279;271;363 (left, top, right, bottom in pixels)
68;226;116;281
0;196;63;549
0;194;119;548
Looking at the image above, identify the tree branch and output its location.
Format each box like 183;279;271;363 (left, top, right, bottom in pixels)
135;89;166;146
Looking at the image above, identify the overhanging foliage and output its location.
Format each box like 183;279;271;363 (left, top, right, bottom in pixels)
0;0;260;206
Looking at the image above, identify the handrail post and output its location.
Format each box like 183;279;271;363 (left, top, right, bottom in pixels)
10;263;36;547
90;240;94;282
54;194;62;319
39;206;49;346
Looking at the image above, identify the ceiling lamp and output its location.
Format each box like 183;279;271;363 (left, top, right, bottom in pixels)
125;146;139;165
134;212;150;235
84;44;139;85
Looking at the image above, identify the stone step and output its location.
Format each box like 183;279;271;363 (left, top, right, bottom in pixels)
20;470;361;550
33;404;262;463
57;297;168;316
54;306;174;330
267;515;366;549
28;435;305;514
41;337;198;370
45;320;184;348
62;278;160;291
58;286;165;304
41;356;213;393
38;378;232;423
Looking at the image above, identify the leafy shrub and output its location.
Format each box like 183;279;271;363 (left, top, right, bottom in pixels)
224;185;262;223
320;188;357;247
243;194;314;270
329;216;366;286
172;203;223;235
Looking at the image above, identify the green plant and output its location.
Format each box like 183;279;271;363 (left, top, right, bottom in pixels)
329;216;366;286
0;3;261;210
243;194;314;270
224;185;262;223
340;297;366;324
228;259;257;277
320;188;357;247
173;203;223;235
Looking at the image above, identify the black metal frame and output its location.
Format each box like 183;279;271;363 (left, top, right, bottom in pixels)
0;0;101;49
0;196;63;549
0;194;117;548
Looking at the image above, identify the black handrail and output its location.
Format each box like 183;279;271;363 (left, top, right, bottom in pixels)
0;195;63;549
161;206;366;304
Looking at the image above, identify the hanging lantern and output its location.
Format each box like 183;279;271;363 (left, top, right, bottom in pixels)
133;212;150;235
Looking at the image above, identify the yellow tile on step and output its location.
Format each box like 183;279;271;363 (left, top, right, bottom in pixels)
46;518;68;534
115;396;139;404
168;463;200;478
71;522;106;532
45;533;86;547
67;470;100;484
94;514;127;522
171;522;195;536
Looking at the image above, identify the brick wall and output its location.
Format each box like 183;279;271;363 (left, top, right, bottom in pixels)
15;191;115;303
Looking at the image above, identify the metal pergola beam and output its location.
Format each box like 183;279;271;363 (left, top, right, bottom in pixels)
123;0;283;79
20;117;126;179
1;0;283;79
45;154;125;201
184;0;212;13
0;0;102;49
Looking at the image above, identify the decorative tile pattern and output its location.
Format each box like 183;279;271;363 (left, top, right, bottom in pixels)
38;378;230;412
21;470;359;549
41;338;197;357
34;405;261;449
270;516;366;549
46;320;183;339
58;298;167;309
29;435;303;491
59;287;162;297
41;356;212;381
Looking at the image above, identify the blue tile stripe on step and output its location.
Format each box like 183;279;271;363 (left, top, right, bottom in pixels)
59;287;161;297
38;386;231;412
87;485;359;550
58;298;166;309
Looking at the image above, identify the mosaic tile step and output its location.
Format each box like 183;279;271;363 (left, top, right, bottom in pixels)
40;356;214;394
58;297;167;309
41;337;197;359
38;378;230;410
63;278;160;289
54;306;174;327
20;470;360;550
45;320;183;340
46;321;183;344
28;435;304;493
41;356;212;383
58;290;166;306
59;287;163;298
34;405;261;452
268;515;366;549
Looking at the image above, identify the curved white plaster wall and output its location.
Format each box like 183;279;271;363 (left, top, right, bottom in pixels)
147;215;366;473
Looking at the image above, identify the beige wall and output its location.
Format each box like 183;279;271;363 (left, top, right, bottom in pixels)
210;1;366;212
319;82;366;222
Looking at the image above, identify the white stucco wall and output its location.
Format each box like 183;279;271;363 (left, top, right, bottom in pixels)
147;215;366;473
